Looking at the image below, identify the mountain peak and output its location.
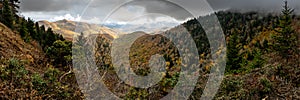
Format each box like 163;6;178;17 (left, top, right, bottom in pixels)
57;19;72;23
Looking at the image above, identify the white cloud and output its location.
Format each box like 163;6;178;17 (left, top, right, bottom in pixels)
50;14;81;22
80;17;102;24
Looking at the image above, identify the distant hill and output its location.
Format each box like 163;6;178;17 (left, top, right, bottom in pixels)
102;21;179;33
38;19;122;40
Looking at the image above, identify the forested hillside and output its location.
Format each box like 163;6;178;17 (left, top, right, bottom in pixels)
0;0;83;99
0;0;299;99
82;1;299;99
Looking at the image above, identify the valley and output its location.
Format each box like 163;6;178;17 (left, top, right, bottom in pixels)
0;0;299;99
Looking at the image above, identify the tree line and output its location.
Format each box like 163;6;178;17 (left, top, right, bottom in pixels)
0;0;71;68
182;0;298;74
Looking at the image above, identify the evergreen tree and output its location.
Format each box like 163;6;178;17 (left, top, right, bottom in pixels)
273;0;297;61
226;30;241;73
1;0;14;29
35;22;41;41
39;25;46;48
46;28;56;45
19;18;30;42
27;18;36;39
8;0;19;15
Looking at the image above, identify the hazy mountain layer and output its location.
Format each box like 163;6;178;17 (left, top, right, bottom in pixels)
38;19;121;40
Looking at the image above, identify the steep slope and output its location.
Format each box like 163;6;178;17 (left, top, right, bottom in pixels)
38;19;121;40
0;22;47;98
0;22;47;71
0;22;83;99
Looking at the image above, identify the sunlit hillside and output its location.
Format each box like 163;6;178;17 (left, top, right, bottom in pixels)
38;19;121;40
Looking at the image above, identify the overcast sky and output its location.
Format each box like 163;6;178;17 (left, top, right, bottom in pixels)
20;0;300;24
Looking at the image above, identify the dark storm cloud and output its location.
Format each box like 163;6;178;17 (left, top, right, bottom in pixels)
20;0;86;12
207;0;300;13
129;0;300;20
20;0;300;21
127;0;193;20
19;0;300;12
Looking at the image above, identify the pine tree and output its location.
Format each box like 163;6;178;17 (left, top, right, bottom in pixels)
1;0;14;29
273;0;297;61
27;18;36;39
35;22;41;41
8;0;19;15
19;18;30;42
40;25;46;48
46;28;56;45
226;30;241;73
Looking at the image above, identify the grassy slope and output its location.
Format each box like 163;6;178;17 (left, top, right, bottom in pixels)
0;22;83;99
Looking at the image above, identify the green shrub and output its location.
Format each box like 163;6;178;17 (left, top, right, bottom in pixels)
0;65;9;81
259;78;272;95
223;79;243;92
250;49;265;69
125;87;149;100
31;73;47;93
8;58;28;86
44;67;60;83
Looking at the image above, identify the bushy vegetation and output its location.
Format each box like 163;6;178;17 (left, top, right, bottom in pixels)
0;0;299;99
0;0;80;99
1;0;73;66
0;58;82;99
46;40;72;69
71;1;299;99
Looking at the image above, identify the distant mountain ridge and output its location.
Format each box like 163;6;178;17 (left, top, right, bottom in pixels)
38;19;122;40
102;21;179;33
